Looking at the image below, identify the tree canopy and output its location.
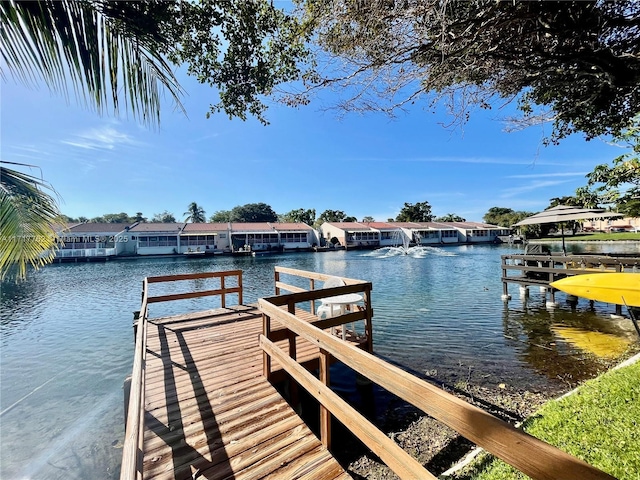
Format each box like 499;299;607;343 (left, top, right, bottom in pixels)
483;207;532;228
151;210;176;223
280;208;316;225
395;202;434;222
229;203;278;222
435;214;465;222
295;0;640;142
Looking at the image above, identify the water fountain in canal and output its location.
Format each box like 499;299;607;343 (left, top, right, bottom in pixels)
368;229;452;258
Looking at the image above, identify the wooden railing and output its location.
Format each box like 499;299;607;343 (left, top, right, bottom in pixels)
259;295;614;480
120;270;243;480
273;266;373;352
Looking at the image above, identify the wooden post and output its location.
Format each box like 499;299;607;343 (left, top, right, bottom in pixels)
364;287;373;353
275;270;280;295
221;275;226;308
287;300;298;407
238;271;243;305
310;278;316;314
263;314;271;380
319;348;331;448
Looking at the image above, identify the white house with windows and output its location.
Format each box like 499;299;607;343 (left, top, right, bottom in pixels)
56;222;133;259
180;223;230;254
129;223;185;255
273;223;317;251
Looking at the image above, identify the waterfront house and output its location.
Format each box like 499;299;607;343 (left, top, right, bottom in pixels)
129;223;185;255
273;223;317;251
180;223;230;254
56;222;133;260
320;222;380;249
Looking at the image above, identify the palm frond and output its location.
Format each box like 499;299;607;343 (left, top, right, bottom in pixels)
0;165;62;281
0;0;185;125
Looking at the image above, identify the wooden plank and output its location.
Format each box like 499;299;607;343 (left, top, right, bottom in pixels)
259;299;615;480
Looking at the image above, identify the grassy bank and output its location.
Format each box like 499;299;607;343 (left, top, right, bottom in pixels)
536;232;640;242
453;359;640;480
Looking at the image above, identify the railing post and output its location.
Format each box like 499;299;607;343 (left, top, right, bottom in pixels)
310;278;316;314
274;269;280;295
364;287;373;353
263;314;271;381
319;348;331;449
238;271;243;305
221;274;226;308
287;300;299;408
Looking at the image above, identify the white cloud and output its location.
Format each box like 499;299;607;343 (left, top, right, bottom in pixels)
506;172;588;179
500;179;573;198
61;126;141;151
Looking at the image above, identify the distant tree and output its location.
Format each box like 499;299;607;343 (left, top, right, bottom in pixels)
101;212;132;223
436;214;466;222
90;216;105;223
344;216;357;222
316;210;349;227
209;210;232;223
132;212;147;223
59;214;78;223
281;208;316;225
77;216;89;223
184;202;206;223
549;196;580;207
483;207;533;228
361;216;375;223
387;218;394;222
583;119;640;217
230;203;278;222
151;211;176;223
395;202;434;222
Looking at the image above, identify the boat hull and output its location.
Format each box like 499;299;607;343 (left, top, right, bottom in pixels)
550;273;640;307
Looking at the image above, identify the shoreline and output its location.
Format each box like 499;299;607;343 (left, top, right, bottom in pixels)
341;343;640;479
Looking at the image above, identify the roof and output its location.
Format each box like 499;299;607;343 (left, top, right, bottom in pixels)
366;222;400;230
182;223;229;233
230;223;277;232
68;223;133;233
322;222;375;231
272;223;314;231
129;223;185;233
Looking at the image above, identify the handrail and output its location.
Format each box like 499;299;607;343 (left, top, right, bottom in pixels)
259;298;614;480
142;270;243;308
120;279;149;480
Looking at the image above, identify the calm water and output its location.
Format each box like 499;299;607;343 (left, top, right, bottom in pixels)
1;243;638;479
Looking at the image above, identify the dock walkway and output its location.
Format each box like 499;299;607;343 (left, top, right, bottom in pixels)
140;304;351;480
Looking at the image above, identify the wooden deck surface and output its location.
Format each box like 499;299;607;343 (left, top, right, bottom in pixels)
141;304;353;480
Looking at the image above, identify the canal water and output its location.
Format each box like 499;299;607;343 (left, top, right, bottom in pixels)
1;243;638;479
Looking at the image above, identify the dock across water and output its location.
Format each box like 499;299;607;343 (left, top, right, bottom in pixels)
121;267;615;480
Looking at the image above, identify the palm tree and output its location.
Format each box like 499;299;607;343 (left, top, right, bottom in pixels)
184;202;206;223
0;162;62;281
1;0;184;125
0;0;184;280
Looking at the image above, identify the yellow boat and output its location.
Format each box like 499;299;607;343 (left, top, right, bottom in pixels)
550;273;640;307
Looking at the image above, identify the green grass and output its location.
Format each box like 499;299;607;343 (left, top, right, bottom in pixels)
537;232;640;242
454;361;640;480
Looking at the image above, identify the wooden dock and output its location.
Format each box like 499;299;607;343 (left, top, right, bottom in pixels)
139;305;351;479
122;267;615;480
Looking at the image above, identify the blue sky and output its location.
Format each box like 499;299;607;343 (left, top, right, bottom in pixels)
1;70;624;223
